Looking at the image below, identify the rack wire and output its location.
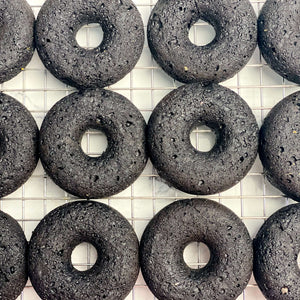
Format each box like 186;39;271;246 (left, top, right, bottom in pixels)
2;0;297;299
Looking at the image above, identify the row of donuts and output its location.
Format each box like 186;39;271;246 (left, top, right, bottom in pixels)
256;0;300;294
2;83;300;203
0;83;298;203
4;0;299;89
2;198;299;299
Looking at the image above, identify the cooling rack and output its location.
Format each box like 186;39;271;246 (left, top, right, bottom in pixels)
4;0;298;299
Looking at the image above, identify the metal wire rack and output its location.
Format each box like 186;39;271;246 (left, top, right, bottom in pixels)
2;0;297;299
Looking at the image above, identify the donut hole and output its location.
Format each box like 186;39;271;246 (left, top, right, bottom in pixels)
81;128;108;157
71;242;98;271
190;125;217;152
188;19;216;46
76;23;103;49
183;242;211;269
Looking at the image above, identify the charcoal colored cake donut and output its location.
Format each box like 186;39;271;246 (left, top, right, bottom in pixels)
29;201;139;300
258;0;300;84
147;83;259;195
39;89;147;199
0;93;39;198
147;0;257;84
35;0;144;89
140;198;253;300
253;203;300;299
259;91;300;202
0;0;35;83
0;210;28;300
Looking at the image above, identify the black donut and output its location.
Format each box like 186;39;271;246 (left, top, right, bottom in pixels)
0;210;28;299
147;83;259;195
259;91;300;202
258;0;300;84
0;93;39;198
0;0;34;83
140;198;253;300
147;0;257;84
40;89;147;199
35;0;144;89
29;200;139;300
253;203;300;299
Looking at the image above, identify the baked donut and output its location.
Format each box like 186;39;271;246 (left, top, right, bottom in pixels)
35;0;144;89
29;201;139;300
147;0;257;84
0;0;35;83
140;198;253;300
147;83;259;195
0;93;39;198
258;0;300;84
0;210;28;300
253;203;300;299
39;89;147;199
259;91;300;202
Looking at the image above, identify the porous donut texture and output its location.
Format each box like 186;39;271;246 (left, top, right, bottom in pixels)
258;0;300;84
148;0;257;84
259;91;300;202
36;0;144;89
40;89;147;199
0;93;39;198
147;83;259;195
140;198;253;300
0;210;28;300
29;201;140;300
254;203;300;300
0;0;35;83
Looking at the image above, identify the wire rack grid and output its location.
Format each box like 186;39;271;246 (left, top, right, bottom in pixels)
2;0;298;299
